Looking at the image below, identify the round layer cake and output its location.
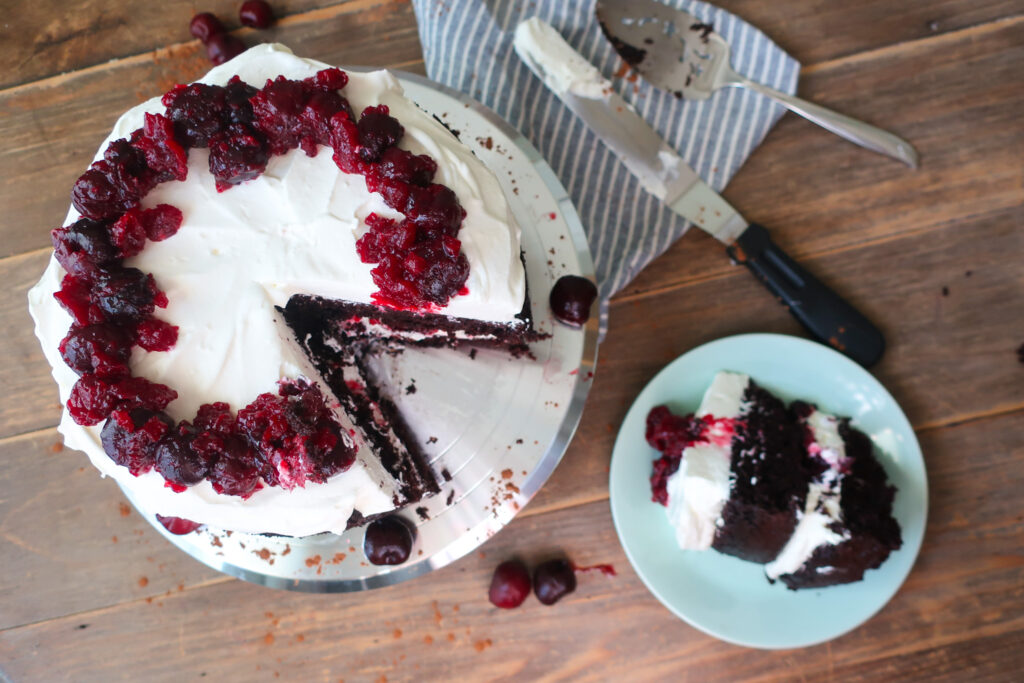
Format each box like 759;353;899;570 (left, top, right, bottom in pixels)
28;44;537;537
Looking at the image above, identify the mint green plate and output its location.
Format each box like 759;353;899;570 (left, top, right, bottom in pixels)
609;334;927;649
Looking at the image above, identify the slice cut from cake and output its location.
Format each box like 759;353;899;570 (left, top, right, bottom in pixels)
646;371;902;589
765;403;902;589
647;371;809;563
26;44;543;537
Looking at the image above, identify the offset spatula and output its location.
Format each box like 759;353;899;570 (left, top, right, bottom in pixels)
514;18;885;367
596;0;919;168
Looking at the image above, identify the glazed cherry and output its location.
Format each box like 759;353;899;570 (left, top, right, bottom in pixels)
208;124;270;189
156;514;203;535
489;560;532;609
207;447;262;497
533;559;577;605
51;218;119;280
101;409;174;475
206;32;246;66
154;432;208;487
363;516;413;565
189;12;225;43
92;268;163;322
550;275;597;327
239;0;275;29
59;324;133;379
357;105;403;162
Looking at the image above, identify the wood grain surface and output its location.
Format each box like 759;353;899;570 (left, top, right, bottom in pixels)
1;0;1022;681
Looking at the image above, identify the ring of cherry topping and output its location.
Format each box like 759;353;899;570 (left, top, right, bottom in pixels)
53;67;470;498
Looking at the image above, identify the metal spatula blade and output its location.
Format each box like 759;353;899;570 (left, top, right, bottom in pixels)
596;0;730;100
596;0;919;167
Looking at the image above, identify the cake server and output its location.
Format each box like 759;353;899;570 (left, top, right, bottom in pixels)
595;0;919;168
514;18;885;367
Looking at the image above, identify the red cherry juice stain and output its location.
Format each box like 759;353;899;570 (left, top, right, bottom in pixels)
574;562;617;577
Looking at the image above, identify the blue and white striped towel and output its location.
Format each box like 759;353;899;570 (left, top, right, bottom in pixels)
411;0;800;334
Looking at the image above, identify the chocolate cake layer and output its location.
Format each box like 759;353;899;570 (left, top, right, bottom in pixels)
282;298;440;516
711;381;810;563
776;424;901;590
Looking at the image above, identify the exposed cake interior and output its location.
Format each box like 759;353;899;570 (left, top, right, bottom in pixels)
766;404;902;589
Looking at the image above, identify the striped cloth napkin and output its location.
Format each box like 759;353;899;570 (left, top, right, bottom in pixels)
410;0;800;335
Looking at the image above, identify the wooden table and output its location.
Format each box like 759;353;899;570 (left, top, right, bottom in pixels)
2;1;1022;680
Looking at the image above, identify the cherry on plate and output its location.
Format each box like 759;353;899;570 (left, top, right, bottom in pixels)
488;560;531;608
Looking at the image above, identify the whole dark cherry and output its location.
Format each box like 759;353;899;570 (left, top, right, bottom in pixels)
533;558;577;605
206;32;246;65
155;514;203;535
239;0;275;29
549;275;597;327
488;560;531;609
189;12;225;43
363;516;413;565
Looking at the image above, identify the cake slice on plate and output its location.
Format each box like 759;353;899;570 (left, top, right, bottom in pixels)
646;371;901;589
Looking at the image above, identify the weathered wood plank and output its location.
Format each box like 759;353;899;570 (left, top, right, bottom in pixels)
4;0;1019;91
0;1;425;259
3;406;1023;680
0;428;227;632
0;0;414;90
718;0;1023;65
0;250;64;439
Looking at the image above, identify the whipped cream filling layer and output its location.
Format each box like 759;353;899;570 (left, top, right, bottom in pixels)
765;408;850;580
665;371;749;550
28;44;526;535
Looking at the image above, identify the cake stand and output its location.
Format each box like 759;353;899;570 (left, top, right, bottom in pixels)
120;70;599;592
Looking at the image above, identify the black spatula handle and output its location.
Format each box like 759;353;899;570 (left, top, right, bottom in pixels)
727;223;885;367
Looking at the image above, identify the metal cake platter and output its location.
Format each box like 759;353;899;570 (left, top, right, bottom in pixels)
120;70;599;592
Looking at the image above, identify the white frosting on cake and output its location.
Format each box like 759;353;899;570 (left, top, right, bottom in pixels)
26;44;527;536
765;408;850;580
664;371;749;550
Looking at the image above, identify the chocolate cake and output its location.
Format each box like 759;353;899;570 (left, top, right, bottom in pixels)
27;45;545;537
646;371;901;589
